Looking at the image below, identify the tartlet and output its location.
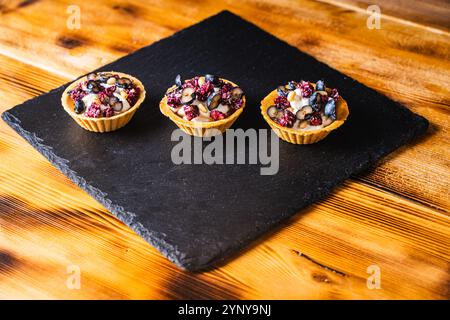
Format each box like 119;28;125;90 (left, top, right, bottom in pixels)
61;71;146;132
159;74;245;137
261;80;349;144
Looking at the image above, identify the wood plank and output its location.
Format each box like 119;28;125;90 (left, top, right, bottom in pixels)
1;139;448;299
0;0;449;299
0;54;67;109
0;0;448;209
0;55;448;299
326;0;450;33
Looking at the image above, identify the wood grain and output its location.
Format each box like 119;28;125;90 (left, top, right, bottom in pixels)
1;128;448;298
0;0;449;299
329;0;450;33
1;0;449;210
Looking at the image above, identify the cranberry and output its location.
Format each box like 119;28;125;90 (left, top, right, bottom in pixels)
278;110;296;127
310;113;322;126
233;98;244;109
85;103;102;118
220;83;233;101
210;109;226;121
74;100;85;114
104;85;116;96
103;106;114;117
68;84;87;101
298;81;313;98
98;92;109;104
274;95;290;109
183;105;199;121
167;91;181;108
330;88;339;101
183;77;199;89
197;82;214;101
127;87;140;105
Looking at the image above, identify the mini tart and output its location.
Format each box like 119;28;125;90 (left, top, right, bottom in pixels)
159;75;245;137
61;71;146;133
261;82;349;144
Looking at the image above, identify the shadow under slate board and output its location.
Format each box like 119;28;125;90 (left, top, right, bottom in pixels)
2;11;428;271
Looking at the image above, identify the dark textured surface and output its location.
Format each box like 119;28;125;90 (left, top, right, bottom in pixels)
1;11;428;271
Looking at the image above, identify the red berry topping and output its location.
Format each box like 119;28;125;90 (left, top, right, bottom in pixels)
183;105;199;121
330;88;339;101
183;77;199;89
68;83;87;101
126;87;140;105
98;92;109;104
104;85;116;97
220;83;233;101
298;81;313;98
274;95;290;109
210;109;226;121
233;98;244;110
85;102;102;118
197;81;214;101
167;91;181;108
278;110;296;127
310;113;322;126
103;106;114;118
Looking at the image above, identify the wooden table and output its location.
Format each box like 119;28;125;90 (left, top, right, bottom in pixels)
0;0;449;299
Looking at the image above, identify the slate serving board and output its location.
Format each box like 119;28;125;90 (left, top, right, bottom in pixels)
2;11;428;271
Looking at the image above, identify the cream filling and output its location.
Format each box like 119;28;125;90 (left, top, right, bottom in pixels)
82;93;99;109
174;87;239;122
81;85;131;116
288;89;310;113
113;92;131;112
293;119;325;130
187;102;231;122
284;87;335;130
182;92;232;122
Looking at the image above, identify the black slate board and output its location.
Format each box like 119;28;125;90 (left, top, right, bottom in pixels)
2;11;428;271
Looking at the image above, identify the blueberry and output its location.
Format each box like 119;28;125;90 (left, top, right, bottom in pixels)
277;86;287;97
296;105;313;120
112;101;123;112
86;80;100;93
116;77;132;89
316;80;326;91
98;72;113;82
181;87;196;105
74;100;85;114
324;99;336;120
207;92;221;110
309;92;320;111
205;74;220;85
86;80;96;89
175;74;182;87
287;81;297;90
